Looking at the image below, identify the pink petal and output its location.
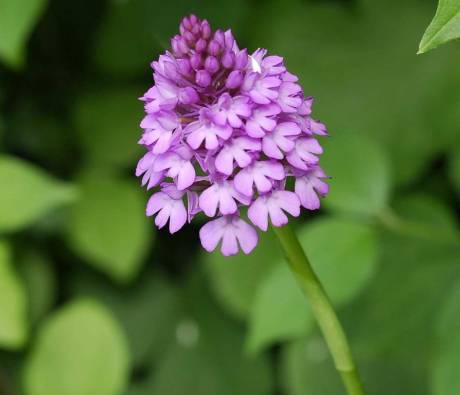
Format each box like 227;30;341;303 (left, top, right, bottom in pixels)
199;218;226;252
248;198;269;231
177;161;195;190
276;191;301;217
215;148;234;175
221;231;239;256
146;192;167;216
234;219;258;254
169;200;187;233
199;186;219;217
234;170;254;197
267;205;288;227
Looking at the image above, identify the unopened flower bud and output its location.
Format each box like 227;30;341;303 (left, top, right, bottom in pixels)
177;37;189;55
177;58;191;76
196;70;211;87
182;16;192;30
221;51;235;69
207;40;221;56
201;21;211;39
179;87;199;104
184;31;195;45
190;53;202;70
205;56;219;74
213;30;225;46
189;14;197;24
235;49;248;69
193;39;205;53
224;30;234;49
226;70;243;89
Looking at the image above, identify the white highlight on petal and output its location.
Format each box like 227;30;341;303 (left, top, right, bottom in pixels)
249;55;262;73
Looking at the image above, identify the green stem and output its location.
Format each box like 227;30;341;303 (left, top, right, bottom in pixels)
273;224;365;395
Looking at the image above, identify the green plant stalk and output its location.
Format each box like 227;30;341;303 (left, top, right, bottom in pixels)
273;224;366;395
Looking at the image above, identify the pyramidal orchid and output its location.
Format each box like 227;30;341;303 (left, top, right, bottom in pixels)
136;14;328;256
135;15;366;395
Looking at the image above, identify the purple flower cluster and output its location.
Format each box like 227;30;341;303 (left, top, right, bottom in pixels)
136;15;329;256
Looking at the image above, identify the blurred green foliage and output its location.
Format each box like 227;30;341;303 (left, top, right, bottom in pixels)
0;0;460;394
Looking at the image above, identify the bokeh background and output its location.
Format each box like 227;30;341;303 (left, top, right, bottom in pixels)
1;0;460;394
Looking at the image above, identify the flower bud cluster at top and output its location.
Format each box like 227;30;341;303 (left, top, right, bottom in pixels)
136;14;329;256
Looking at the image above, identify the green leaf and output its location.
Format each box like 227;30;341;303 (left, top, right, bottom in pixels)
23;299;130;395
418;0;460;54
297;218;379;304
0;0;48;68
321;133;391;216
72;271;180;366
247;218;378;354
67;175;151;283
202;230;280;320
246;263;312;355
280;337;344;395
345;231;460;361
0;240;28;349
390;194;460;243
17;250;56;324
344;195;460;364
128;272;274;395
280;336;428;395
0;155;77;232
431;280;460;395
393;194;458;234
74;87;143;168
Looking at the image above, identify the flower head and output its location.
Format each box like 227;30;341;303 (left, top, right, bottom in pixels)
136;15;329;256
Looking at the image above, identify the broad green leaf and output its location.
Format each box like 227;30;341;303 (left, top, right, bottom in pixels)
418;0;460;54
345;231;460;361
0;0;48;68
202;230;280;320
74;87;143;168
128;272;273;395
344;194;460;362
67;175;151;283
247;218;378;354
23;299;130;395
393;194;458;234
0;240;28;349
321;134;391;216
431;280;460;395
281;336;428;395
0;155;77;232
298;218;379;304
391;194;460;243
246;263;312;355
17;250;56;324
280;337;344;395
72;271;180;365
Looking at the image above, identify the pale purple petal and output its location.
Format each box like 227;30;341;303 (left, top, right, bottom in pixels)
234;218;258;254
248;198;269;231
199;217;226;252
